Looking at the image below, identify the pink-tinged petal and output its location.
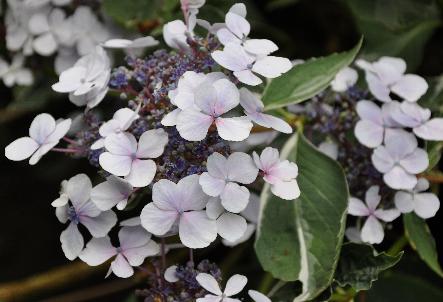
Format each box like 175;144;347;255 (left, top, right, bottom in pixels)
255;147;279;172
217;213;247;242
196;273;223;295
199;172;227;197
354;120;384;148
124;241;159;266
414;193;440;219
80;210;117;237
161;108;181;126
271;160;298;181
79;237;116;266
382;102;404;127
99;153;132;177
178;174;208;211
60;223;84;260
391;74;428;102
356;100;382;124
383;166;417;190
206;197;224;220
365;72;392;102
365;186;381;211
67;173;92;208
47;119;71;143
225;12;250;39
400;148;429;174
252;56;292;78
211;43;254;72
361;216;384;244
206;152;229;178
111;253;134;278
104;132;137;156
217;28;240;46
348;197;369;216
244;39;278;56
249;112;293;133
211;78;240;115
249;290;272;302
163;20;188;50
227;152;258;184
179;211;217;248
140;203;178;236
271;179;300;200
414;118;443;141
52;66;85;93
5;137;39;161
91;176;132;211
224;274;248;296
137;129;168;158
176;110;213;141
125;159;156;187
371;146;394;173
374;208;400;222
216;117;253;142
234;70;263;86
152;179;181;211
29;113;56;143
220;182;250;213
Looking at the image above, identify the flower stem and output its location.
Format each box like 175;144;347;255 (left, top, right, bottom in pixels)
189;248;194;264
387;234;408;256
161;238;166;270
51;148;82;154
420;171;443;184
62;137;79;145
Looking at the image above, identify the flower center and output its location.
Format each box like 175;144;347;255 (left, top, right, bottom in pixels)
67;206;80;224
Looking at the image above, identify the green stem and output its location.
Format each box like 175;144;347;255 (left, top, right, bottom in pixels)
387;234;408;256
267;280;286;297
258;272;275;295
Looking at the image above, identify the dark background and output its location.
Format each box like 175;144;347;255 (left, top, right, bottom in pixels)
1;0;442;301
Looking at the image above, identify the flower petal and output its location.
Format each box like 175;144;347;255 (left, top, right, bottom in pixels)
217;213;247;242
400;148;429;174
348;197;369;216
196;273;223;295
125;159;157;187
216;117;253;142
384;166;417;190
199;172;227;197
111;253;134;278
99;153;132;176
244;39;278;56
140;203;178;236
179;211;217;248
79;236;116;266
391;74;428;102
374;208;400;222
252;56;292;78
220;182;250;213
90;176;132;211
137;129;168;158
414;193;440;219
271;179;301;200
5;137;39;161
414;118;443;141
354;120;384;148
80;210;117;237
361;216;384;244
226;152;258;184
176;110;213;141
60;223;84;260
248;290;272;302
224;274;248;296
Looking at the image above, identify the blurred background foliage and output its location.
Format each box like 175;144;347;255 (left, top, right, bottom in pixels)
0;0;443;301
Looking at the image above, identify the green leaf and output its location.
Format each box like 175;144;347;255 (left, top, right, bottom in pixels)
420;75;443;115
334;243;403;291
426;141;443;171
262;38;362;111
255;133;349;301
366;273;443;302
403;213;443;277
345;0;441;70
102;0;162;26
